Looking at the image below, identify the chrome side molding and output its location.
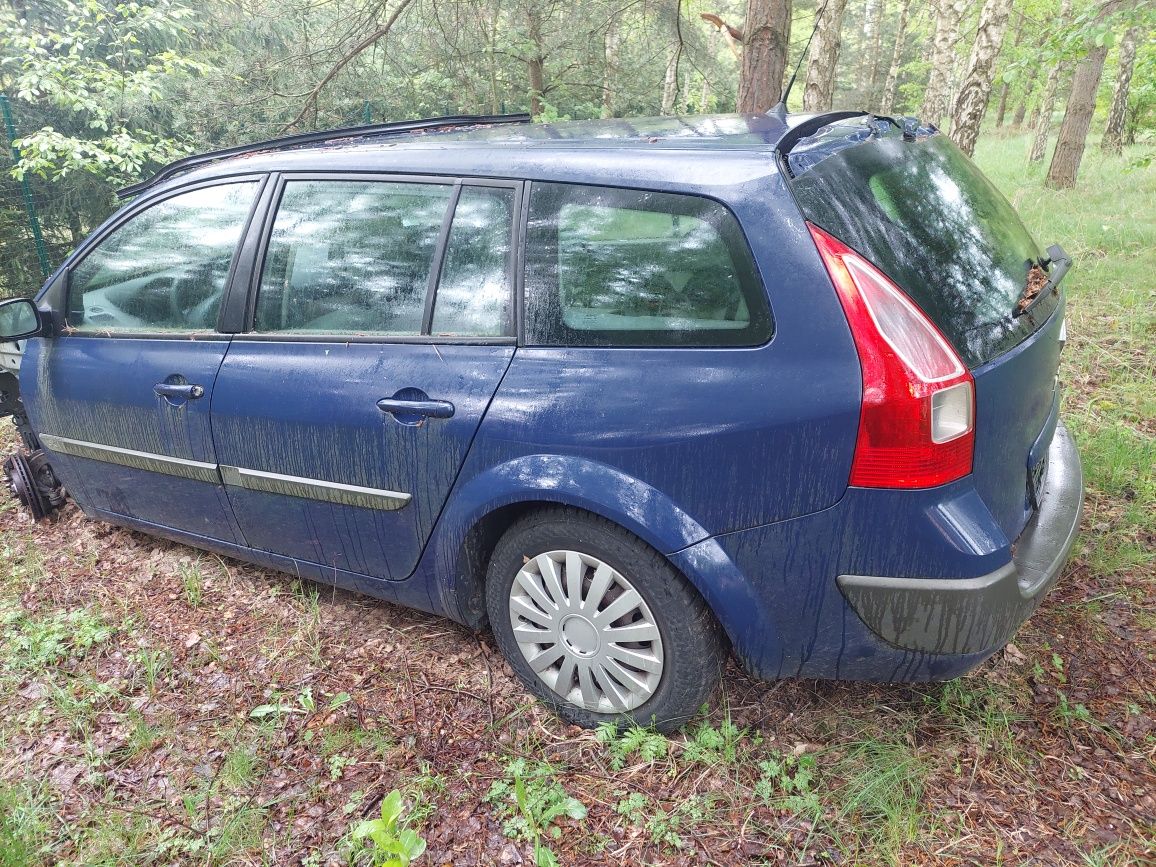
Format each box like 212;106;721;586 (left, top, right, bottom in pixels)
219;465;411;511
39;434;412;511
40;434;220;484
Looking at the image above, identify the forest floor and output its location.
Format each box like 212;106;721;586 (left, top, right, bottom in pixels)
0;130;1153;866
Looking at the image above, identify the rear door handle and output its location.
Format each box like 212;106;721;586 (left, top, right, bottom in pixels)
376;398;455;420
154;382;205;400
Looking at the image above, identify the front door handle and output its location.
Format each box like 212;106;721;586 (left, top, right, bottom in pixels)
154;382;205;401
376;397;455;420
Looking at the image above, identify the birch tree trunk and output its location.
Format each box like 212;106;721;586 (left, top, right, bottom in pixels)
1046;0;1130;188
921;0;969;125
1101;25;1139;154
803;0;848;111
949;0;1014;156
738;0;792;113
1012;65;1038;126
602;15;620;118
1029;61;1066;161
1027;0;1071;149
994;13;1025;127
880;0;914;114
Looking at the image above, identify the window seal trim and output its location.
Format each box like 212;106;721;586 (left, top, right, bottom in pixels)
232;333;516;346
422;182;463;334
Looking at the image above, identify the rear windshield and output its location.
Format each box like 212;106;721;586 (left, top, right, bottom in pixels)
788;128;1057;367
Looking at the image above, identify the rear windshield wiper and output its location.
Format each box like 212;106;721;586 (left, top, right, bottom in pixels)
1015;243;1072;317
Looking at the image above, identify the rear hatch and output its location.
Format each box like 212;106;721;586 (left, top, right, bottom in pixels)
782;115;1065;542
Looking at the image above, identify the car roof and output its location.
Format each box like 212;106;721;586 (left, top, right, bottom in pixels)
155;113;827;196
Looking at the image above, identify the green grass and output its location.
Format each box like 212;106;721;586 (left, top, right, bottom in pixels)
0;782;47;867
975;132;1156;587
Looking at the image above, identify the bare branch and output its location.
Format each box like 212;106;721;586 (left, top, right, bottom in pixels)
279;0;417;133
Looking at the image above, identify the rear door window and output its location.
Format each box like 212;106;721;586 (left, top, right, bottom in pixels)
254;180;453;335
524;182;772;347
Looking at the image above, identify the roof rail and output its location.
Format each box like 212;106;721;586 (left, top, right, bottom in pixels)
116;112;533;200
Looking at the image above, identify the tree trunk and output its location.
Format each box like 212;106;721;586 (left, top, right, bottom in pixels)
527;7;546;117
662;42;680;114
1046;0;1129;188
879;0;913;114
661;0;684;115
700;26;717;112
949;0;1014;156
1029;62;1067;162
1028;0;1076;143
995;13;1025;127
863;0;887;105
1012;65;1038;126
803;0;848;111
921;0;968;125
1101;25;1139;154
738;0;792;113
602;16;620;118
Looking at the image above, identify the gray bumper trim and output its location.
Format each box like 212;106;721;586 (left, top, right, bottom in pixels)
837;423;1084;655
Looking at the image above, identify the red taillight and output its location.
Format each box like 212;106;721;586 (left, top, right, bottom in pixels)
808;223;975;488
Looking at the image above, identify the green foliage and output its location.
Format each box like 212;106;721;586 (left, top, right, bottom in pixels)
1;606;112;671
595;721;668;770
1;0;202;185
352;790;427;867
614;791;709;851
485;759;586;867
681;714;745;765
754;750;821;815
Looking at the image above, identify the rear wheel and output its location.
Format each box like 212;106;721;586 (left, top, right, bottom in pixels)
485;508;725;732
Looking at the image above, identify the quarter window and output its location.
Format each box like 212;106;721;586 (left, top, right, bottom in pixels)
68;182;258;333
255;180;452;335
430;186;515;336
524;182;772;347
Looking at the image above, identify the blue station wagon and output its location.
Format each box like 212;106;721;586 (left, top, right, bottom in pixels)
0;111;1084;730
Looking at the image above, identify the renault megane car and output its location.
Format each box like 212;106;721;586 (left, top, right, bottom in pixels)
0;110;1083;731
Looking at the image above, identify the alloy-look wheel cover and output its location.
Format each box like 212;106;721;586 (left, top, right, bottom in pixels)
508;549;664;713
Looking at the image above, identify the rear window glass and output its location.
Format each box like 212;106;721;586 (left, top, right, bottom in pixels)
789;130;1054;367
524;183;772;347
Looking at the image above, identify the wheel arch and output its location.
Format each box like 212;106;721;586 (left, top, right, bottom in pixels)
420;455;720;630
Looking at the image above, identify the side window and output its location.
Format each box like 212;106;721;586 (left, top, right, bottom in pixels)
524;182;773;347
68;182;258;333
430;186;515;336
254;180;452;335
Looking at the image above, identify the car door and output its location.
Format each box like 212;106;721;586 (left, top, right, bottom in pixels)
209;175;519;579
21;177;266;542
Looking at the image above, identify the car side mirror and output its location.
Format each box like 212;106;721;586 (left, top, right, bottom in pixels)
0;297;44;341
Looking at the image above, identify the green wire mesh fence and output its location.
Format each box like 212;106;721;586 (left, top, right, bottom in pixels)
0;94;119;300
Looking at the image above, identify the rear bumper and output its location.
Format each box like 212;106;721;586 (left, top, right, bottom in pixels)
837;423;1083;655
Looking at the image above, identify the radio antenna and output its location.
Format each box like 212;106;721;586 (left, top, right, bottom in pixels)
769;0;831;119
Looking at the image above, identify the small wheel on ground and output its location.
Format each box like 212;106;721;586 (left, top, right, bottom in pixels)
485;508;725;733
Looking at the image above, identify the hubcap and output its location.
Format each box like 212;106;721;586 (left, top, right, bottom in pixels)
508;549;664;713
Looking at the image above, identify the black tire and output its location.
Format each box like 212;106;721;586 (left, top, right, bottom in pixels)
485;507;725;733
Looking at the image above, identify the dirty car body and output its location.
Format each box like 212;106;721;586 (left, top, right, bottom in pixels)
0;110;1083;729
